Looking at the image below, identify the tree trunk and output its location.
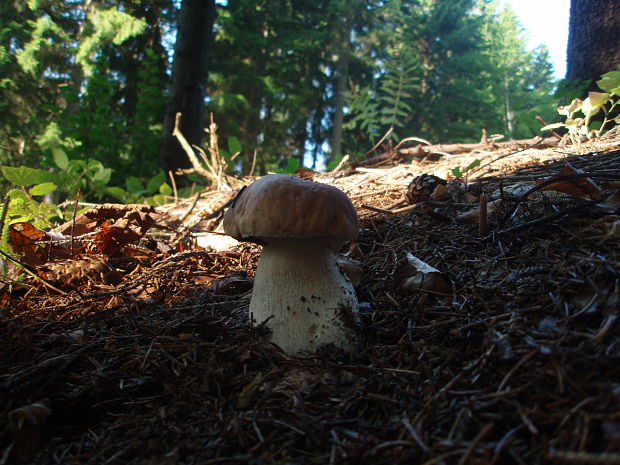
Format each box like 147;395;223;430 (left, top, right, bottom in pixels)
161;0;216;172
566;0;620;83
329;5;352;163
504;72;515;138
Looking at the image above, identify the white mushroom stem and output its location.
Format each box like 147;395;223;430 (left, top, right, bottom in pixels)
250;237;358;354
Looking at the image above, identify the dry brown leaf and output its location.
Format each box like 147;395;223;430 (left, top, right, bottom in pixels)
8;223;70;265
536;162;602;199
395;253;451;294
7;399;52;462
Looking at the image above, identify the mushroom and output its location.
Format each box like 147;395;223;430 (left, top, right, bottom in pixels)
223;174;360;354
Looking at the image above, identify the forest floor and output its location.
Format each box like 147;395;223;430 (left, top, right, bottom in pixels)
1;132;620;465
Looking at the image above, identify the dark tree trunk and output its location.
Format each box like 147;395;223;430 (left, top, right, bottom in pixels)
161;0;216;172
566;0;620;84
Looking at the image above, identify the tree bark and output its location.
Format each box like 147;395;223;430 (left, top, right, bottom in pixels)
161;0;216;172
566;0;620;83
329;4;353;163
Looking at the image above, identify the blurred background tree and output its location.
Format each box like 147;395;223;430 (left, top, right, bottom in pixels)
0;0;571;198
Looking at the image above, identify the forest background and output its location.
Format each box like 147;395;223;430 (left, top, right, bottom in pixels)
0;0;570;213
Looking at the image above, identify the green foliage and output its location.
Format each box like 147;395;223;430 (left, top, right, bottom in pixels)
345;44;420;142
344;85;381;138
275;157;301;174
377;46;420;139
542;66;620;143
77;8;147;75
2;188;61;234
1;0;561;196
0;0;172;196
451;159;481;179
16;16;65;75
342;0;557;150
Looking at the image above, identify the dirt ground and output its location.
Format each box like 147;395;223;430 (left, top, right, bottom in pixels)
1;133;620;464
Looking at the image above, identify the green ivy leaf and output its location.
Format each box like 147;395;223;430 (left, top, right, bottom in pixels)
30;182;57;196
1;166;57;187
582;92;610;121
596;70;620;93
451;166;463;179
558;98;582;117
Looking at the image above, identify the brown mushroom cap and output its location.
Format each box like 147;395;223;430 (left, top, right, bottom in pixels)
224;174;359;244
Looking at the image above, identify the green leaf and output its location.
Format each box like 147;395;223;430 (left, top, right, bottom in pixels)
558;98;582;117
596;71;620;93
125;176;144;194
7;189;29;203
541;123;564;131
159;183;173;196
146;194;166;206
465;159;481;171
52;147;69;170
1;166;57;187
589;120;603;131
451;166;463;179
582;92;610;120
146;172;166;194
227;136;242;154
285;157;300;173
105;186;129;202
93;167;112;185
30;182;57;196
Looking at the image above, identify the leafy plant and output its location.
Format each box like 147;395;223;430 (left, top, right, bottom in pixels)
345;45;420;142
451;159;481;179
542;66;620;144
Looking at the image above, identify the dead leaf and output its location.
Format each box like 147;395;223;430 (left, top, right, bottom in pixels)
8;223;70;265
536;162;602;199
195;233;240;251
7;399;52;461
395;253;451;294
336;256;364;286
94;221;140;256
8;222;47;264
